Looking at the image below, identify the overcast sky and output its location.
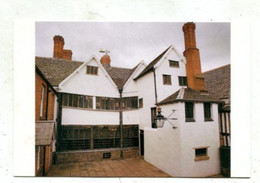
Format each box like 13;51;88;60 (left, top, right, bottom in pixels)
35;22;230;72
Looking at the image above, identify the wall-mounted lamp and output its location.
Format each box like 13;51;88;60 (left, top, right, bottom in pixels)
154;107;178;129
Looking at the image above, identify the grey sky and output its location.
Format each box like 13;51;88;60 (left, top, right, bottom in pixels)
36;22;230;72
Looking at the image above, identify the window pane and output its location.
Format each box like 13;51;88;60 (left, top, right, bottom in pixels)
185;102;193;119
204;103;211;119
63;93;68;106
195;148;207;157
88;97;93;108
84;96;88;108
68;94;73;106
73;94;78;107
79;95;83;108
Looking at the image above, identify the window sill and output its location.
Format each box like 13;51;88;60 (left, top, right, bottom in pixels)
205;118;213;122
185;118;195;122
194;156;209;161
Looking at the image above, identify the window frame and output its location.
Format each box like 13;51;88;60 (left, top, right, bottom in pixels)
204;102;213;121
194;147;210;161
86;65;98;75
185;102;195;122
178;76;187;86
169;60;180;68
40;84;45;118
163;74;172;85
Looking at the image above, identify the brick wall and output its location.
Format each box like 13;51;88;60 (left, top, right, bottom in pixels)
35;143;53;176
35;72;56;121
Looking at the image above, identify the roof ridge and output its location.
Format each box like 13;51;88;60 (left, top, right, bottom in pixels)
110;66;132;70
35;56;84;63
203;64;230;74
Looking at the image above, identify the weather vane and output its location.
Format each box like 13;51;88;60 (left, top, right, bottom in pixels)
99;49;110;55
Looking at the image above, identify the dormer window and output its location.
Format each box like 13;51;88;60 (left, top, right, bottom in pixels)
86;65;98;75
169;60;179;68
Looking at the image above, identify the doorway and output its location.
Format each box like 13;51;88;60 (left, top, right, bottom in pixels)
140;130;144;156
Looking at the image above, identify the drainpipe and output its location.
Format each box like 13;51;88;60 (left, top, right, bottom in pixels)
56;93;63;152
152;68;158;104
118;88;123;158
45;86;49;120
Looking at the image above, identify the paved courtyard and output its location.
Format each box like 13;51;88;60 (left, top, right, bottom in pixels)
47;157;171;177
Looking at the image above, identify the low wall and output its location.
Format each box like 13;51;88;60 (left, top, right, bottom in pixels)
55;148;139;164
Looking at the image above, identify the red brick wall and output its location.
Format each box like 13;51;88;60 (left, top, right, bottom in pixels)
35;72;56;121
35;144;53;176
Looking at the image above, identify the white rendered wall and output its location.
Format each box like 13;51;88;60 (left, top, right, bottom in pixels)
145;102;220;177
144;103;181;176
122;63;146;97
59;58;119;98
123;110;140;125
155;48;187;102
135;71;156;130
62;107;120;125
178;102;220;177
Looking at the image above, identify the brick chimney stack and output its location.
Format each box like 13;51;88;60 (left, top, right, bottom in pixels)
53;35;64;59
100;54;111;69
53;35;73;60
183;22;207;92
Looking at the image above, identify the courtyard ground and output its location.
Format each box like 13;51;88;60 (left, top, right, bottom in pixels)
47;157;171;177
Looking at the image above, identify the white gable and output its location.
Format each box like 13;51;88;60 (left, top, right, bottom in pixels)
122;61;147;97
155;47;187;102
59;56;119;97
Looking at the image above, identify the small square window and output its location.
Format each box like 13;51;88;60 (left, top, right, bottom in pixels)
169;60;179;68
178;76;187;86
163;75;171;85
194;147;209;161
86;65;98;75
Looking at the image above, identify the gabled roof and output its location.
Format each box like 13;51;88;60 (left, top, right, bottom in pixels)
157;88;222;105
36;57;83;86
134;45;171;80
105;62;141;89
35;121;54;146
36;66;57;94
36;56;140;89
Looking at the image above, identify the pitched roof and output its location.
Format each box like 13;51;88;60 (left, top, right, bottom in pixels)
134;46;171;80
105;63;140;89
202;64;230;108
35;121;54;146
36;56;140;89
157;88;221;105
36;57;83;86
